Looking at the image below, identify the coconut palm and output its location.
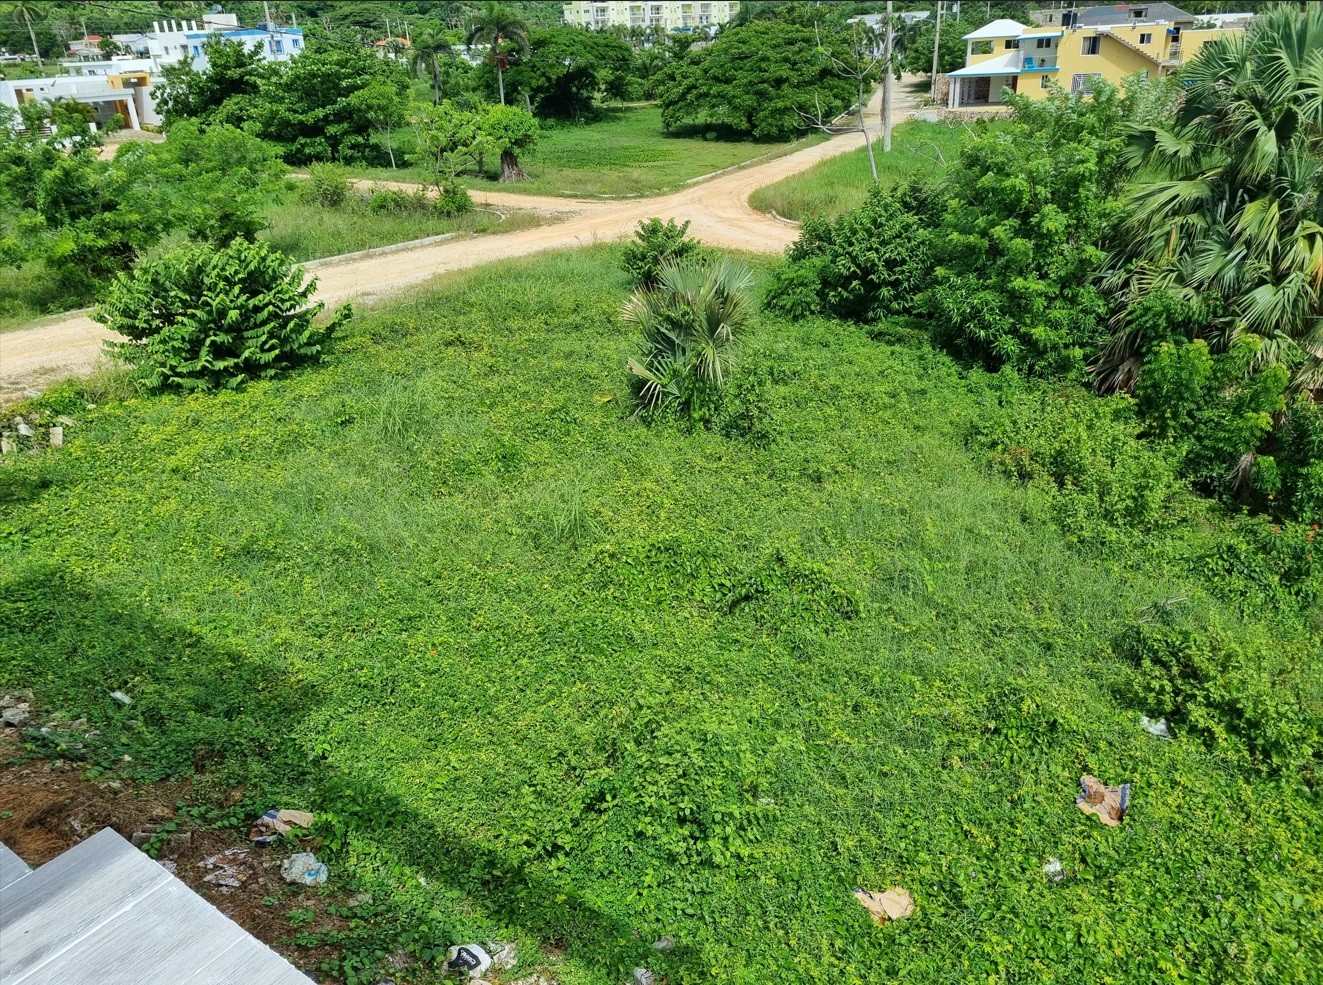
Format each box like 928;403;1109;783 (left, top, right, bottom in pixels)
1097;4;1323;394
465;3;528;106
9;1;47;71
409;25;454;105
624;259;753;418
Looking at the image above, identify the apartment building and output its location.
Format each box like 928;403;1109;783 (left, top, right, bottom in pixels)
562;1;741;32
946;3;1251;110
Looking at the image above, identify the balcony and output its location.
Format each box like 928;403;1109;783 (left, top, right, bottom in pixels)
1020;55;1058;71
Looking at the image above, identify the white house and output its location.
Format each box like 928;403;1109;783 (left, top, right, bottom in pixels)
1;68;159;130
112;10;304;72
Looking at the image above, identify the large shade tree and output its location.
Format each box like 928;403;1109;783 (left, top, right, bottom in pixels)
1098;4;1323;394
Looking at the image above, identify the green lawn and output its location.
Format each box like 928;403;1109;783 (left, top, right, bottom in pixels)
750;120;984;221
2;249;1319;984
353;104;828;199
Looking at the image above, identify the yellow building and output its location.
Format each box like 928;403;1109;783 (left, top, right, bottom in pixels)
561;1;741;32
947;3;1252;109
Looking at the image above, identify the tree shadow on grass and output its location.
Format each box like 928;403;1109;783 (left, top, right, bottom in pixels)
0;567;705;983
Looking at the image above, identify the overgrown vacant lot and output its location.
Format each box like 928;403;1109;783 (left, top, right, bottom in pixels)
750;120;982;220
354;104;826;198
2;249;1319;983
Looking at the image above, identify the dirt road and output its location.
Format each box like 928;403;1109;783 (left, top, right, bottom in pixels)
2;83;924;400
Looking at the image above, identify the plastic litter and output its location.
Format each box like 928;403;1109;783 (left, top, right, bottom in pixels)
1140;715;1173;739
445;944;492;978
281;852;328;886
1076;775;1130;827
110;691;132;705
633;968;656;985
853;886;914;925
1043;858;1065;882
249;808;315;844
198;847;252;892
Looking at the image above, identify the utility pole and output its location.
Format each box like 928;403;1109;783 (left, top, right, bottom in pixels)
930;1;943;104
883;1;894;152
263;1;273;28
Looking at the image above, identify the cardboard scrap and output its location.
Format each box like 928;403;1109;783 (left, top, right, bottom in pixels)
248;808;315;843
853;886;914;925
1076;775;1130;827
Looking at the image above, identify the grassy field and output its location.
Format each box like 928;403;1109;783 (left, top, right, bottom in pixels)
353;104;828;199
259;195;543;261
0;261;77;332
749;120;981;221
2;249;1319;984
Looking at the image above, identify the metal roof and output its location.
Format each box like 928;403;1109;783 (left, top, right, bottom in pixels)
962;18;1028;41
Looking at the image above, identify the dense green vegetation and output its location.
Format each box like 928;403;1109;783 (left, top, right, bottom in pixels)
749;119;975;220
3;247;1320;984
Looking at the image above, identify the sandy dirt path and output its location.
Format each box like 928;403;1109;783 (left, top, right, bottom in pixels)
2;83;925;401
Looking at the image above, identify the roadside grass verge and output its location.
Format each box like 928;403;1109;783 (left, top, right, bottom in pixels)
260;196;545;262
749;120;983;221
2;247;1319;984
353;104;828;199
0;261;78;333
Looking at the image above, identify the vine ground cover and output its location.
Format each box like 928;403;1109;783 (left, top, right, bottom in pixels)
1;248;1319;983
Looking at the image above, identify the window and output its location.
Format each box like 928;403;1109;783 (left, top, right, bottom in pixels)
274;39;284;54
292;38;300;48
1070;72;1101;94
1040;75;1050;89
191;45;200;57
1082;36;1100;55
1035;38;1053;49
1132;8;1147;17
1004;38;1020;50
1139;32;1152;44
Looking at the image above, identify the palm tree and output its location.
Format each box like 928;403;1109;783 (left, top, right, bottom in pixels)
1097;5;1323;394
10;1;47;71
465;3;529;106
409;25;454;105
624;259;753;418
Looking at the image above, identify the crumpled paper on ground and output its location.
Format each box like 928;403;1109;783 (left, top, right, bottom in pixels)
248;808;314;844
853;887;914;925
1076;775;1130;827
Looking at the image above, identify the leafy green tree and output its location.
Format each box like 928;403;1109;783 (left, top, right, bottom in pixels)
496;26;632;121
252;32;410;164
478;102;538;181
348;78;408;168
138;120;286;244
412;99;485;180
155;37;268;128
658;20;856;139
465;3;529;106
98;239;348;392
1099;5;1323;394
625;259;753;420
900;17;969;76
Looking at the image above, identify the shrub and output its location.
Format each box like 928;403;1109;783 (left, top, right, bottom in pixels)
97;239;349;392
433;181;472;217
624;259;752;421
973;380;1181;540
366;183;472;218
1117;616;1321;778
302;162;351;207
621;217;707;289
766;185;934;322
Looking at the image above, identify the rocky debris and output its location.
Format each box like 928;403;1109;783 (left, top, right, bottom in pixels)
16;422;34;437
110;691;133;705
49;426;63;448
489;943;517;971
508;976;557;985
158;859;178;875
2;706;29;728
651;936;674;953
632;968;656;985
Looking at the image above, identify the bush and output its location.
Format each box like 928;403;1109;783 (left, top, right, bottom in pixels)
624;259;753;421
366;183;472;218
973;380;1181;541
433;181;473;218
98;239;349;392
1118;616;1321;778
765;184;934;322
621;217;707;289
303;163;351;207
